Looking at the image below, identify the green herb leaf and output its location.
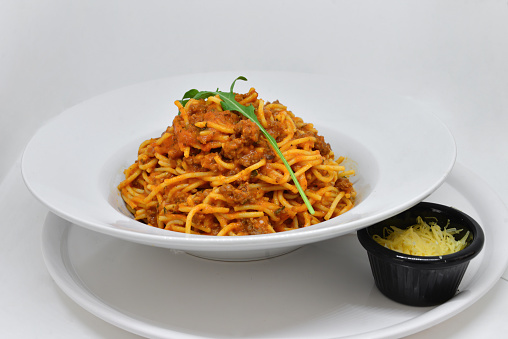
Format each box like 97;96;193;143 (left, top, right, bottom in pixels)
182;89;199;100
179;89;198;107
274;206;285;215
178;76;315;215
179;89;216;107
230;76;248;92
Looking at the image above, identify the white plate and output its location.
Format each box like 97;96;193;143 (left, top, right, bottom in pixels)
24;72;456;260
41;164;508;338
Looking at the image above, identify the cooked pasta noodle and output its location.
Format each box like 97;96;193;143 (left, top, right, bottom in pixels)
118;87;356;235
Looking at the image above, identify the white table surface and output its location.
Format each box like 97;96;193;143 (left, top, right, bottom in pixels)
1;1;508;338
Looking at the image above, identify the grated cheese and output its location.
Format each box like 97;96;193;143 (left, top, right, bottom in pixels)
373;216;470;256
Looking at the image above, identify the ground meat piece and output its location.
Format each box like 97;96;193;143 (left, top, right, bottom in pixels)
204;109;241;126
315;135;331;155
167;191;190;204
145;207;158;226
238;148;264;167
335;176;354;194
265;119;286;142
186;102;207;124
181;153;206;171
221;137;243;160
238;216;273;235
218;183;254;205
235;119;260;144
192;189;211;204
200;152;221;171
191;213;206;226
208;222;222;236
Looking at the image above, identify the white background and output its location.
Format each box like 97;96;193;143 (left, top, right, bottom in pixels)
1;1;508;338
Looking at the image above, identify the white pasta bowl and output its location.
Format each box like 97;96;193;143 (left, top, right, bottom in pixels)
22;72;456;261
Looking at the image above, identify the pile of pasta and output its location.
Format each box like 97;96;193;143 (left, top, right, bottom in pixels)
118;87;356;236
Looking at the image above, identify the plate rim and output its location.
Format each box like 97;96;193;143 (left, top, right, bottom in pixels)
40;163;508;338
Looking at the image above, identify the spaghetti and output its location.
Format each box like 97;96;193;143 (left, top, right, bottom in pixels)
118;87;356;235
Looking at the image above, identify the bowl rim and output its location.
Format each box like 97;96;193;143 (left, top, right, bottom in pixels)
20;72;458;260
357;202;485;266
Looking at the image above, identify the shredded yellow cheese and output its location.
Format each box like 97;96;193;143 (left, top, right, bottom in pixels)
373;216;470;256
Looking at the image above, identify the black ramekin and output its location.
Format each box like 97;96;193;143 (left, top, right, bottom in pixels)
357;202;485;307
